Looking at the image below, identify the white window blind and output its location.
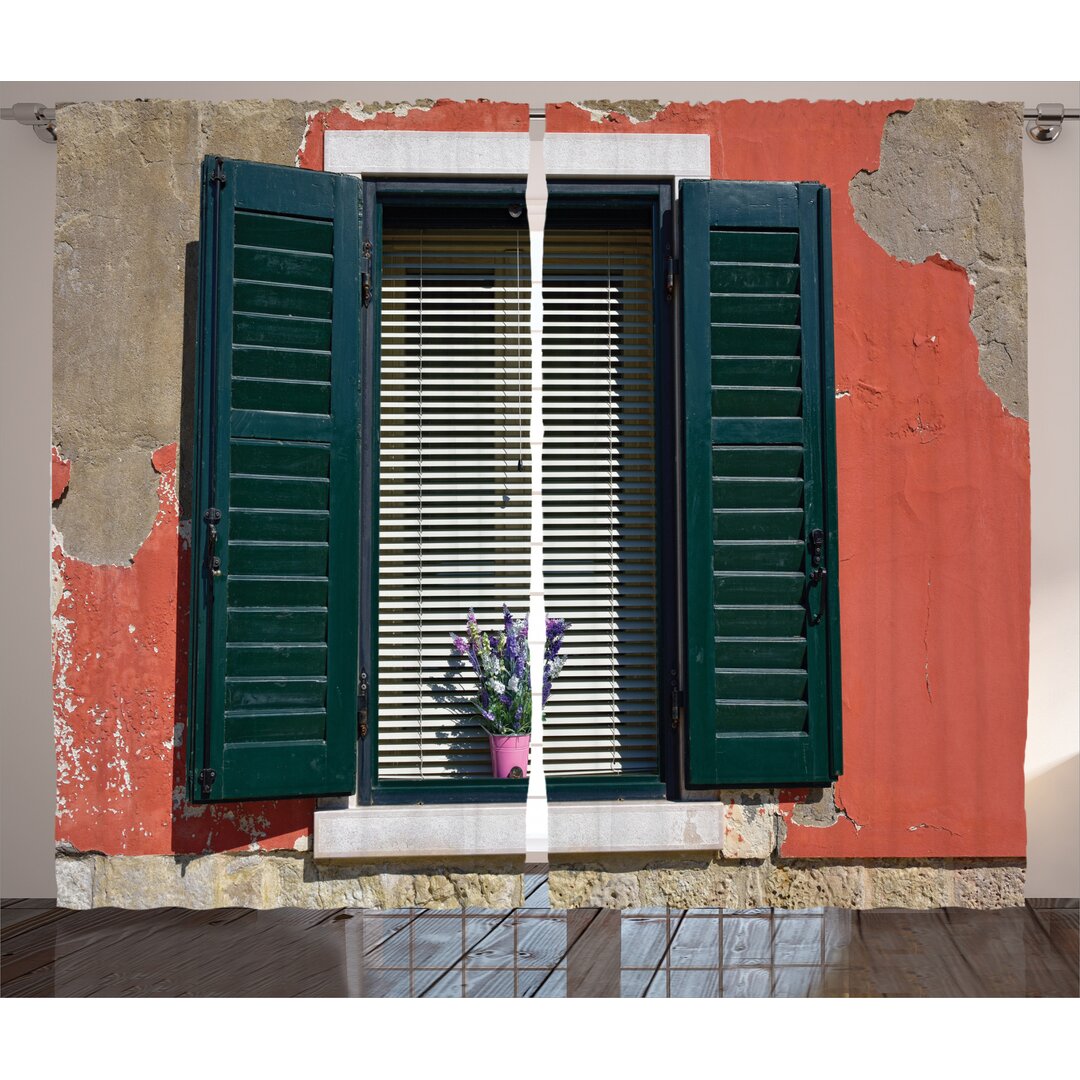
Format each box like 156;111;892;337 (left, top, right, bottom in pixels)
377;220;532;779
542;224;659;775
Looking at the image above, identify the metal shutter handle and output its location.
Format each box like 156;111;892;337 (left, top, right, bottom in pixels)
807;527;827;625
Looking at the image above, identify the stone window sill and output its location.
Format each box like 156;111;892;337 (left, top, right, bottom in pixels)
314;799;770;860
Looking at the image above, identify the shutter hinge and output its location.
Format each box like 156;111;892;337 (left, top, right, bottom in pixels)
198;767;217;797
204;507;222;577
361;240;373;307
358;668;370;739
669;669;683;728
210;157;226;187
665;255;677;300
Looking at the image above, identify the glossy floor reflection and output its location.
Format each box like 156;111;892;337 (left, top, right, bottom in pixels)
3;871;1077;997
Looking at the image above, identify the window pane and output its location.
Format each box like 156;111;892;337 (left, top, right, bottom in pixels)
377;220;532;779
542;223;659;775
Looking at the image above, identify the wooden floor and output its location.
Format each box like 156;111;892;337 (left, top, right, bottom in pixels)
3;871;1076;997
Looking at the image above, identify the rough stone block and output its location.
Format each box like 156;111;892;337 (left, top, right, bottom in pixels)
765;862;868;909
951;861;1026;908
55;853;97;909
865;862;951;908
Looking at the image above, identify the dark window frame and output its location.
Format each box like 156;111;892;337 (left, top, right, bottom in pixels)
358;178;676;806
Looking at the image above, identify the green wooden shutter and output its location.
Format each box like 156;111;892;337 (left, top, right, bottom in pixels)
681;180;842;788
187;156;362;802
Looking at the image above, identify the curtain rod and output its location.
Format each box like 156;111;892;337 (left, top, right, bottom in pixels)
5;102;1079;145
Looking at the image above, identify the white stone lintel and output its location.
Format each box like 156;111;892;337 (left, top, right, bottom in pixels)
314;804;526;859
322;130;711;180
324;130;530;177
544;133;710;179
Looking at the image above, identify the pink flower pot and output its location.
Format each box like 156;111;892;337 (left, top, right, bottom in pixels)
488;734;530;779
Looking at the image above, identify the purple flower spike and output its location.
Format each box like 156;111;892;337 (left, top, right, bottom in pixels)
450;604;567;736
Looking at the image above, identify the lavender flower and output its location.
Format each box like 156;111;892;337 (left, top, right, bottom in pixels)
451;605;570;736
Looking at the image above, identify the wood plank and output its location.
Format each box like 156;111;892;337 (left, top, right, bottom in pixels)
714;570;805;605
229;509;329;544
226;642;328;678
234;280;333;320
711;263;799;294
233;246;334;288
230;475;330;512
714;605;806;637
713;479;804;509
710;230;799;263
235;210;333;254
715;669;808;700
224;709;328;744
712;386;802;419
231;377;331;416
713;508;804;541
224;676;327;711
227;541;329;577
232;312;332;352
713;446;803;478
566;909;621;997
712;324;801;357
714;539;805;571
716;699;808;732
227;576;328;608
233;346;332;383
712;356;801;388
230;439;330;478
711;293;800;324
227;608;327;643
714;637;807;668
711;417;803;445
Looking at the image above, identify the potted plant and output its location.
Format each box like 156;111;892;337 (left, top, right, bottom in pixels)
452;605;568;779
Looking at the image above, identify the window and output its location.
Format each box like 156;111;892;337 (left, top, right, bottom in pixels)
185;156;841;806
373;195;533;786
365;182;672;804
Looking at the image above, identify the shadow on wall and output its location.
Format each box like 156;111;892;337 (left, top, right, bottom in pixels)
1025;755;1080;898
169;239;197;854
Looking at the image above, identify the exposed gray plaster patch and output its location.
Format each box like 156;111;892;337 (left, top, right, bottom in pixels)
577;99;667;124
849;99;1028;418
338;99;436;121
791;785;841;829
53;99;334;564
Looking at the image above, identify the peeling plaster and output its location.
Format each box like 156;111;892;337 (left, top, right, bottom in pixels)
550;98;1028;860
576;99;667;124
53;98;1030;871
297;98;529;172
850;100;1028;418
51;445;311;855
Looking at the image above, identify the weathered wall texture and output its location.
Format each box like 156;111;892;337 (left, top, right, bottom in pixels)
52;97;1029;904
548;856;1024;910
849;100;1028;418
549;98;1029;861
56;851;524;910
54;850;1022;910
51;99;528;858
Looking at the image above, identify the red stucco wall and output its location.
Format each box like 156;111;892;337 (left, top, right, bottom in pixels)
53;99;1029;858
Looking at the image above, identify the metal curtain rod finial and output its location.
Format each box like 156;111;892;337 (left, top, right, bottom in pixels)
1025;103;1079;143
1;102;57;142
